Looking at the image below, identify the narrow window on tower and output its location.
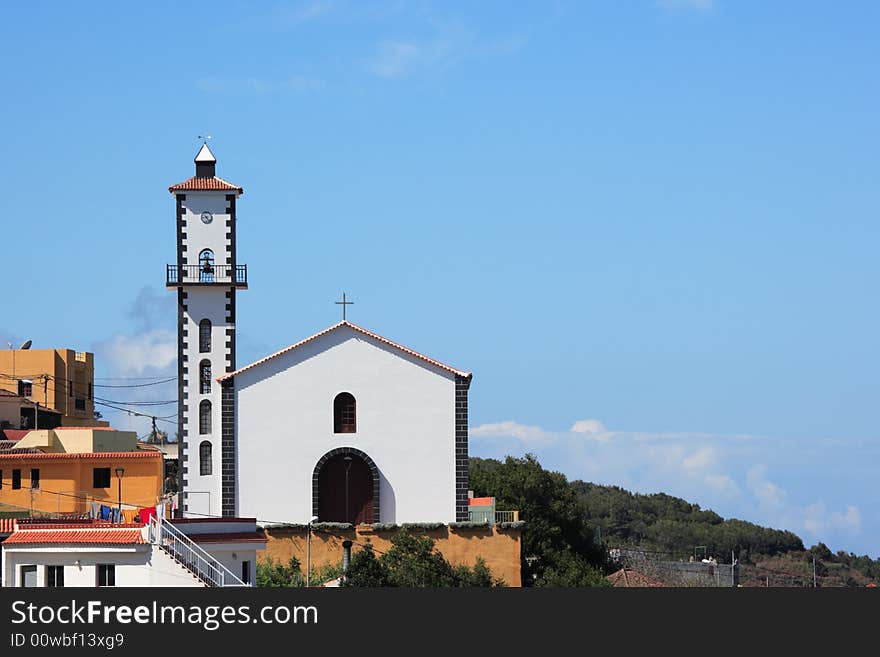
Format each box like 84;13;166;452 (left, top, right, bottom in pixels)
199;400;211;434
200;360;211;394
333;392;357;433
199;249;215;282
199;441;212;476
199;319;212;352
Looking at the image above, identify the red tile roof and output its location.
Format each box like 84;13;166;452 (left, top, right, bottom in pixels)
0;430;31;442
17;521;142;529
0;518;18;534
168;176;243;193
0;451;161;461
218;320;471;381
3;529;146;545
469;497;494;506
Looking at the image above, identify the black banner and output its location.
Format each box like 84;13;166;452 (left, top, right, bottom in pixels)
0;588;875;652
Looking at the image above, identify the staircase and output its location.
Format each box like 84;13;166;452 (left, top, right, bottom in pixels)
147;516;248;587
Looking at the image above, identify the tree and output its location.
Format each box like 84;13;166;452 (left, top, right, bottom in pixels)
257;556;304;587
343;531;503;587
470;454;607;587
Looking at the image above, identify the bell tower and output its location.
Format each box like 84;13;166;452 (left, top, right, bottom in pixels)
166;144;246;518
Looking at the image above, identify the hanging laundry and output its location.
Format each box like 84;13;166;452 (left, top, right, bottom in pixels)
137;507;154;524
99;505;111;521
90;501;100;519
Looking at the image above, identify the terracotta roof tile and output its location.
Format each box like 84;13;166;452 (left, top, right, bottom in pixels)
218;320;471;382
0;451;161;461
3;529;146;545
0;430;31;442
0;518;18;534
168;176;243;193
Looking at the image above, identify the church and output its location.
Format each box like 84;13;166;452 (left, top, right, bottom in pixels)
166;145;471;525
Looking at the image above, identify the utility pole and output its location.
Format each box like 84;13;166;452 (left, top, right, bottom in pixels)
34;401;39;430
152;416;159;443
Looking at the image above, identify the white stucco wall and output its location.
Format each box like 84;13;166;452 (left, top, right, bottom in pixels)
235;325;458;524
2;546;204;587
183;287;229;518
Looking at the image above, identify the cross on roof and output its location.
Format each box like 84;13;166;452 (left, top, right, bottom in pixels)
335;292;354;321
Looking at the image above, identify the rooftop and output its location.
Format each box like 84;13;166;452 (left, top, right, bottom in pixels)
218;320;471;382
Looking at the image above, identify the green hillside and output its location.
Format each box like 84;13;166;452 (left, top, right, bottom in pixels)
470;455;879;587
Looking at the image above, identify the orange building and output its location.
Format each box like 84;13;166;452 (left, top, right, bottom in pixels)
0;427;164;515
0;451;163;515
0;347;107;428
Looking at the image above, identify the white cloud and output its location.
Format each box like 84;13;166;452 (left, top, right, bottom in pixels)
569;419;613;442
657;0;714;11
746;465;787;509
804;503;862;537
470;420;557;444
94;330;176;378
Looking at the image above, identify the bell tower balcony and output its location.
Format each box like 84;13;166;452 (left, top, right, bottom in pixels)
166;264;248;288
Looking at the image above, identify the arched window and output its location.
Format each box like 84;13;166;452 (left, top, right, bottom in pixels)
199;441;212;476
199;319;211;353
333;392;356;433
199;249;215;282
200;359;211;394
199;400;211;434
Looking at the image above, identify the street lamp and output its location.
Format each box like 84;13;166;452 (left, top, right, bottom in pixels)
343;456;353;523
306;515;318;588
114;467;125;514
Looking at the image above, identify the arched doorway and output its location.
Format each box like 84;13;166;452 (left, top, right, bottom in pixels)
313;448;380;524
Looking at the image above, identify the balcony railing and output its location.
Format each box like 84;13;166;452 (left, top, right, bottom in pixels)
467;510;520;524
166;264;247;287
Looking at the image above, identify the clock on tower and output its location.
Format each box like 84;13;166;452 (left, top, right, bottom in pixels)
166;143;247;518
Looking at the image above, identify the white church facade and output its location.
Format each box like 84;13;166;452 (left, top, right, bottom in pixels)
167;146;471;525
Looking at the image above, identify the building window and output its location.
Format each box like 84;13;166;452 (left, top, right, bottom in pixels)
46;566;64;588
93;467;111;488
199;400;211;434
199;319;212;352
200;360;211;394
333;392;356;433
12;469;21;490
97;564;115;587
69;381;74;397
242;561;251;585
17;380;32;397
75;398;86;411
199;249;215;282
20;565;37;588
30;468;39;489
199;441;212;476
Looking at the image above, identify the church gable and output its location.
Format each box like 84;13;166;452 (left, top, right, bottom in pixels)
219;321;471;386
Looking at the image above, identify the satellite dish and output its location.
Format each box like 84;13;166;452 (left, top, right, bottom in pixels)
19;340;31;350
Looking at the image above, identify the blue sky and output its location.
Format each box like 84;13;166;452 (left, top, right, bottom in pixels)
1;1;877;555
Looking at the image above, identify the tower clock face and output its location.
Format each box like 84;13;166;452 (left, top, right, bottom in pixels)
200;211;213;224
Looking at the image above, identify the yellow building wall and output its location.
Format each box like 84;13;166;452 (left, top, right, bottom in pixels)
0;348;99;425
261;525;523;587
0;454;163;514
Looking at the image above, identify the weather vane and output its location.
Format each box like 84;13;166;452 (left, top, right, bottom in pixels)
335;292;354;321
198;134;213;144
